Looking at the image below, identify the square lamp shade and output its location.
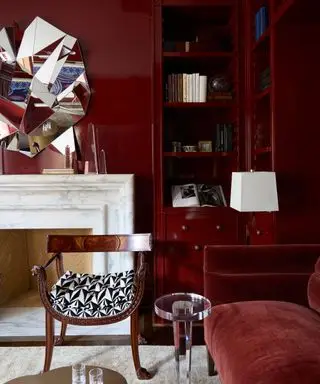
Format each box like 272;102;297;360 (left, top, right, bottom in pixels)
230;171;279;212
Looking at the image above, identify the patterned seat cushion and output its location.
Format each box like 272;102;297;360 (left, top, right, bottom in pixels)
49;270;136;318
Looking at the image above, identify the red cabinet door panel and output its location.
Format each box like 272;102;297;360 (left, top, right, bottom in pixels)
162;242;204;295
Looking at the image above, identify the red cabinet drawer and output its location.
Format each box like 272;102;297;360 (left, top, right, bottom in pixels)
165;210;238;245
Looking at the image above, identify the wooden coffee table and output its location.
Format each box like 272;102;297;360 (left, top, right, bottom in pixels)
5;365;127;383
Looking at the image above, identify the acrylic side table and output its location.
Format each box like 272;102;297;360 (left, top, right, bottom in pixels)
154;293;212;383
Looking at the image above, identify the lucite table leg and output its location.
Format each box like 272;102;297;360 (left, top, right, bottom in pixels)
185;320;193;381
173;320;193;383
173;320;181;381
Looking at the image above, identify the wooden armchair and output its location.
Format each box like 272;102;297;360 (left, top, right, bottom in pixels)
31;233;152;380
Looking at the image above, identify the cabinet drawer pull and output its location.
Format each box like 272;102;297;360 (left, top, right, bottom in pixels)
216;224;222;231
193;245;201;251
181;225;189;231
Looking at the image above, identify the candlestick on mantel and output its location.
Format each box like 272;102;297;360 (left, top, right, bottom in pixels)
0;142;6;175
99;149;107;174
64;145;71;169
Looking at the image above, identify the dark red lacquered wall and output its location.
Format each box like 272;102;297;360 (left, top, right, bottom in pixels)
0;0;154;233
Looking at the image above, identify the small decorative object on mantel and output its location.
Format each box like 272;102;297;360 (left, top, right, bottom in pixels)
64;145;72;169
41;126;77;174
0;16;91;160
82;123;108;175
99;149;107;174
84;123;99;174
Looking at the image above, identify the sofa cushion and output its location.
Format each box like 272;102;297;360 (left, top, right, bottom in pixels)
205;301;320;384
49;270;136;318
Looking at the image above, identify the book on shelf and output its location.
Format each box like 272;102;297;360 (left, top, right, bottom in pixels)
171;183;226;208
215;123;233;152
255;6;269;41
259;67;271;90
166;73;207;102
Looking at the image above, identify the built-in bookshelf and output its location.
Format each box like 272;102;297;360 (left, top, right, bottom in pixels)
153;1;241;301
161;4;239;208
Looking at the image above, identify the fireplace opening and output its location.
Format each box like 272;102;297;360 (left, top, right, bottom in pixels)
0;228;93;308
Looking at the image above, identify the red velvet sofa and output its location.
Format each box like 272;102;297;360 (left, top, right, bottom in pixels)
204;244;320;384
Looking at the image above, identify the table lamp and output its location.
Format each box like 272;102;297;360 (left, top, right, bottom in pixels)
230;171;279;242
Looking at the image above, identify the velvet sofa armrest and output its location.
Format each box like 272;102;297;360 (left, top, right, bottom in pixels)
204;244;320;307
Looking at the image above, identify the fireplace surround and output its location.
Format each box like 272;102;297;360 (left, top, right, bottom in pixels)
0;174;134;337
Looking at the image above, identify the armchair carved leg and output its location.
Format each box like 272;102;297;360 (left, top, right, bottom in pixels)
44;310;55;372
207;346;217;376
130;310;152;380
55;321;67;346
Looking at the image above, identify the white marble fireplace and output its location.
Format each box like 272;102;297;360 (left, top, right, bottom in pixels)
0;174;134;338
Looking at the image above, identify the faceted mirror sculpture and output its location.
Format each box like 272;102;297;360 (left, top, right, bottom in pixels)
0;17;91;156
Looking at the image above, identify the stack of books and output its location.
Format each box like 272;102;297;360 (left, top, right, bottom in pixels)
166;73;207;102
215;123;233;152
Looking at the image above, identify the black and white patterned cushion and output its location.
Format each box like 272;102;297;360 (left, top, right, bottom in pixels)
49;270;136;318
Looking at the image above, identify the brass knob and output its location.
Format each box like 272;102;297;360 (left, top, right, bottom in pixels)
193;245;201;251
256;229;262;236
216;224;222;231
181;225;189;231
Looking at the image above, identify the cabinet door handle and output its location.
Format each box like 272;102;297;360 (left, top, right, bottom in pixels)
181;225;189;231
216;224;222;231
193;245;201;251
256;229;262;236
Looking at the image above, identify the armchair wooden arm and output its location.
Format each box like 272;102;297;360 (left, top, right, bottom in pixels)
32;251;65;277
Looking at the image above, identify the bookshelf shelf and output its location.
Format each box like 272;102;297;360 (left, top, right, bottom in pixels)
163;206;229;214
163;51;233;58
164;102;235;108
254;87;271;101
252;27;270;51
164;152;235;158
254;146;272;155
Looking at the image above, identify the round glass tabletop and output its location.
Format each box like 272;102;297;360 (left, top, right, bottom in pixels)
154;292;211;321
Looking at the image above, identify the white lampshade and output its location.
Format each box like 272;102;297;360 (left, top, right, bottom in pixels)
230;171;279;212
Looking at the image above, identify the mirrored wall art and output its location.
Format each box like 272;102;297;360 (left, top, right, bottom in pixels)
0;17;91;157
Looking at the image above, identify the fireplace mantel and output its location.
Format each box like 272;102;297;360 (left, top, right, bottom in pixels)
0;174;134;336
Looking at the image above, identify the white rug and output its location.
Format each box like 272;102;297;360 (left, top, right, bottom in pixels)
0;345;220;383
